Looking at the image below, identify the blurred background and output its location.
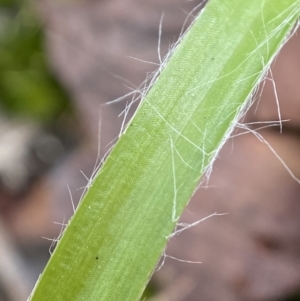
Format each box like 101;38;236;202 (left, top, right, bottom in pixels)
0;0;299;300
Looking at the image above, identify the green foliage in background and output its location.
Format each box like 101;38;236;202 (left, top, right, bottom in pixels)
0;0;70;122
27;0;300;301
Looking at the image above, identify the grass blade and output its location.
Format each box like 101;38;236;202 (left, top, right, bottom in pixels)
29;1;300;300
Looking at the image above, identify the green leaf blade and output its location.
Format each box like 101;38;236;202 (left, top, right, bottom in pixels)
29;1;300;300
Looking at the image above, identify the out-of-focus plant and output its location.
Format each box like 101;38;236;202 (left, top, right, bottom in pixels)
0;0;76;195
0;0;70;122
